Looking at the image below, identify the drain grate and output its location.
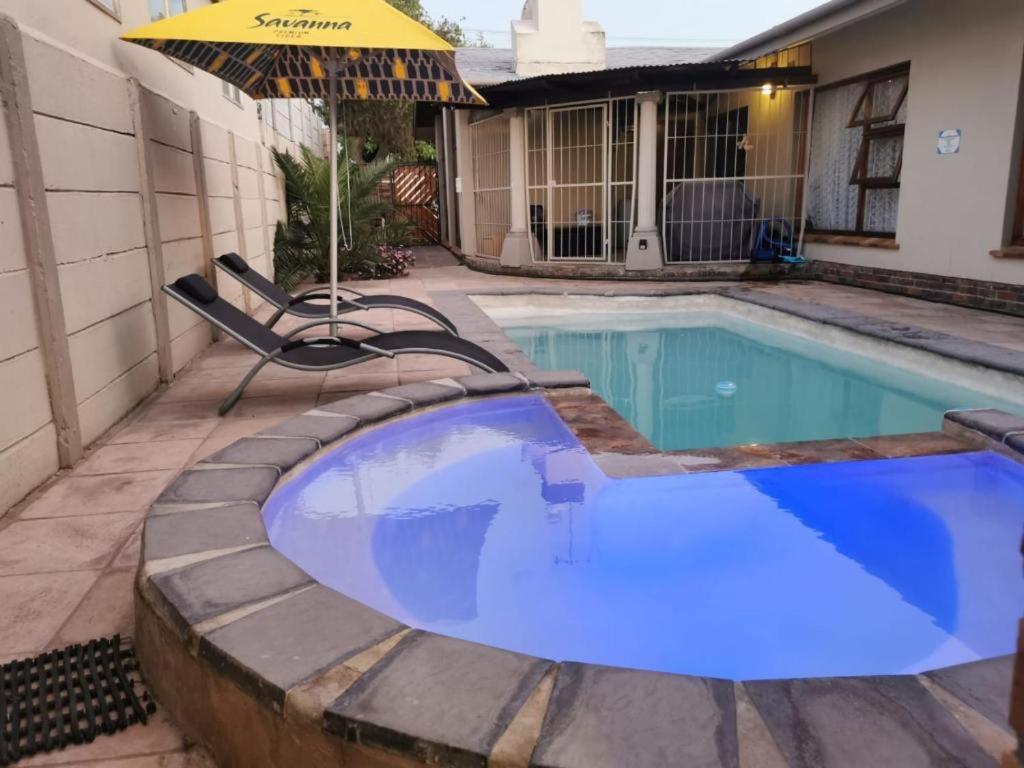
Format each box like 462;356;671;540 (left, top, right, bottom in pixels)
0;635;156;766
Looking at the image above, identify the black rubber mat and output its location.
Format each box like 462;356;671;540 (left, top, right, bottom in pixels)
0;635;156;765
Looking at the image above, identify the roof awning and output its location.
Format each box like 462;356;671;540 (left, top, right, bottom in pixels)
472;62;816;109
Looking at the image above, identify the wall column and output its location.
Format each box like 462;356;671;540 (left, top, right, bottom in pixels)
129;80;174;383
0;15;82;466
454;110;477;256
626;90;664;271
228;131;252;313
500;108;533;267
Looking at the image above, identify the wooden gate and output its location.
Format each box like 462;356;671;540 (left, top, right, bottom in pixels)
379;162;440;244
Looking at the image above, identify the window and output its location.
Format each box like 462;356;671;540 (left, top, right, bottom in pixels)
86;0;120;19
223;80;242;106
806;63;910;238
150;0;186;21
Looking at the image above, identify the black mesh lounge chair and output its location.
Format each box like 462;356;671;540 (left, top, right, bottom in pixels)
213;253;458;334
163;274;508;415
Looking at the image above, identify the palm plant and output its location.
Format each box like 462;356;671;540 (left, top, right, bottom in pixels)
272;146;407;290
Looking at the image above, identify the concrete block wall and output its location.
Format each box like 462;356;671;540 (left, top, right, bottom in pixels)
0;20;321;515
0;80;58;516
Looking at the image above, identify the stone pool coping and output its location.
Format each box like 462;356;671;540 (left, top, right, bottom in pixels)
137;371;1022;768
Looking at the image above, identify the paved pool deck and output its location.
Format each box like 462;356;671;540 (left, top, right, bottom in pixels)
1;246;1022;766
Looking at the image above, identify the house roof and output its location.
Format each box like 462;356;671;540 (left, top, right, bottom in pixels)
709;0;909;61
455;46;723;86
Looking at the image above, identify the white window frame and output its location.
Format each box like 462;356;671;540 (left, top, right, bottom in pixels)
150;0;187;22
85;0;120;21
223;80;243;107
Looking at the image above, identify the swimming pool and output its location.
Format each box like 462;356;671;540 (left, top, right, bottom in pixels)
481;294;1024;450
263;396;1024;681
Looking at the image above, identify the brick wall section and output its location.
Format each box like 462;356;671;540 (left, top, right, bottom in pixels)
812;261;1024;317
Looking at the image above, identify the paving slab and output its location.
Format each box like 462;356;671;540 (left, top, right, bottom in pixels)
457;372;530;395
202;436;318;470
378;381;465;407
532;663;738;768
200;585;403;708
149;546;313;635
143;503;267;561
155;466;279;506
21;471;177;519
0;571;100;655
744;675;995;768
258;413;359;444
945;410;1024;442
319;393;413;422
925;656;1015;734
0;512;139;575
326;632;551;766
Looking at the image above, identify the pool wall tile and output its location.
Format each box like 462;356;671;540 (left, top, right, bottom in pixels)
258;413;360;445
203;437;319;471
198;585;405;711
143;502;267;561
924;656;1015;735
743;675;996;768
319;393;413;423
154;466;280;506
146;546;314;638
325;631;552;767
531;663;738;768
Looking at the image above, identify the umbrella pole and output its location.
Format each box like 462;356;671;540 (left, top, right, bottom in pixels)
328;50;339;332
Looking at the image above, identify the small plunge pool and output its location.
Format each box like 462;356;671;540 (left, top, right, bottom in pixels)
263;396;1024;681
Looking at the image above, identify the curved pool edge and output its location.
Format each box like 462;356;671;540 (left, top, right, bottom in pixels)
135;372;1020;768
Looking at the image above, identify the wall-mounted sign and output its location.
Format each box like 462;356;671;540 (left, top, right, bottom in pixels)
937;129;961;155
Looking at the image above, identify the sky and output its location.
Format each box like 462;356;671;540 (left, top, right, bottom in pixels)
423;0;828;48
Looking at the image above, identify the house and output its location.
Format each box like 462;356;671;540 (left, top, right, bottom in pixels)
433;0;1024;310
0;0;325;513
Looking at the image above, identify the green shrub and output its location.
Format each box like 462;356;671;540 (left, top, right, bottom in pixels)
271;147;410;290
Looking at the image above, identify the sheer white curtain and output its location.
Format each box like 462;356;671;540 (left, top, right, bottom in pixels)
807;83;863;232
806;75;907;234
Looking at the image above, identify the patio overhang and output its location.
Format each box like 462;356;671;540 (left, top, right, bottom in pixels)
469;62;816;109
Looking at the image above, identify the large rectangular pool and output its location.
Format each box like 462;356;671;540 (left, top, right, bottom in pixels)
480;295;1024;450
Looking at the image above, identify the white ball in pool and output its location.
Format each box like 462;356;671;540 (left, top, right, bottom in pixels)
715;381;737;398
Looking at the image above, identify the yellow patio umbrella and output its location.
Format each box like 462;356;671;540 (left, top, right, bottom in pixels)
121;0;485;323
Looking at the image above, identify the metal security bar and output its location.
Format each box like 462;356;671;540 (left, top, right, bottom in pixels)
525;98;637;262
662;87;811;263
470;114;511;258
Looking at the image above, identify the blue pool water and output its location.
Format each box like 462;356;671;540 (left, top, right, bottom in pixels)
504;312;1023;450
263;396;1024;680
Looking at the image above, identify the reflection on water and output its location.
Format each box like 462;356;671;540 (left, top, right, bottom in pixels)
506;317;1022;449
263;397;1024;680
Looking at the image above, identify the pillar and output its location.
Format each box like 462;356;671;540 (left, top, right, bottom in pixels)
454;110;477;256
0;15;83;465
626;91;664;271
500;108;533;268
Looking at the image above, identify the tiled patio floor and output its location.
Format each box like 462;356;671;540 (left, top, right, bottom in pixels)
2;247;1023;765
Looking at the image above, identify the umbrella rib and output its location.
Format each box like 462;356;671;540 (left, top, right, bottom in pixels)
250;45;285;100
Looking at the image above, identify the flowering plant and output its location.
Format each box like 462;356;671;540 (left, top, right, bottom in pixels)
355;245;416;279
